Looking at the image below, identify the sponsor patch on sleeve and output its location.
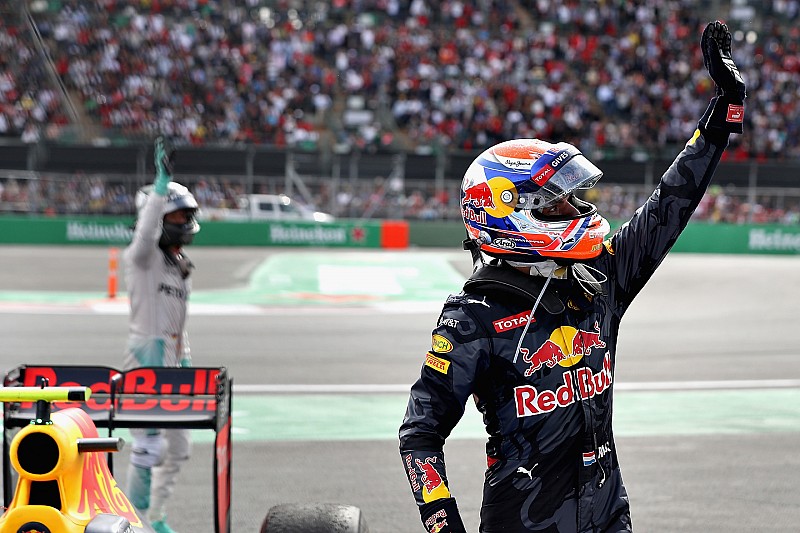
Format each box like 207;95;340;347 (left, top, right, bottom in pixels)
493;311;535;333
425;353;450;374
431;334;453;353
726;104;744;123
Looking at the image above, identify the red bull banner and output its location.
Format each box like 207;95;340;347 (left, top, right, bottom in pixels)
8;365;223;423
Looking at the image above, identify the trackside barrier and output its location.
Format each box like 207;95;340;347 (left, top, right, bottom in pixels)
2;365;233;533
380;220;410;248
0;216;409;248
0;215;798;253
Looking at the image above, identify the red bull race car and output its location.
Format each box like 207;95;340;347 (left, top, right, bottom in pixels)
0;365;369;533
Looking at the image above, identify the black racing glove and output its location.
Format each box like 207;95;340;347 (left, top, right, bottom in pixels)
700;20;746;137
420;497;467;533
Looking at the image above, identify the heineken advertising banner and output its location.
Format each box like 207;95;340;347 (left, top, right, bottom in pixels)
0;216;385;248
0;216;797;253
196;219;383;247
0;217;136;245
668;222;800;254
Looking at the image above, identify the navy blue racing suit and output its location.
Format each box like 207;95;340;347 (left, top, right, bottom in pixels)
399;126;729;533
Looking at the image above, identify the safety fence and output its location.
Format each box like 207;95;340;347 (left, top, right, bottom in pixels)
1;168;799;226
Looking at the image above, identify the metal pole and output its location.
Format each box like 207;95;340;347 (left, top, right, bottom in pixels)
747;159;758;223
245;146;255;194
435;151;446;220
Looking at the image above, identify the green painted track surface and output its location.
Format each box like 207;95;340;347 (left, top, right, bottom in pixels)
179;389;800;443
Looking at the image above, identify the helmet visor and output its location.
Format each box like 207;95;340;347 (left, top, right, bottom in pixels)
516;154;603;211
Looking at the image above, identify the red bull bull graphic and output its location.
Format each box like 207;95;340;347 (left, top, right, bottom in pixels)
462;182;496;210
514;352;613;417
522;322;605;376
461;176;517;220
424;509;448;533
415;456;451;503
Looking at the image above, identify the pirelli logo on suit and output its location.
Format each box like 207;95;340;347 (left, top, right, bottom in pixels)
425;353;450;374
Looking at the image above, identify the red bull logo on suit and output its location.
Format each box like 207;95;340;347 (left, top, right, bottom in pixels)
514;352;613;417
416;457;443;493
522;322;605;377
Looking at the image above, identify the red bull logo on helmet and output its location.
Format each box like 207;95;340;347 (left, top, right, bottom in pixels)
514;352;613;417
462;205;487;226
462;175;518;220
522;322;605;377
462;182;496;210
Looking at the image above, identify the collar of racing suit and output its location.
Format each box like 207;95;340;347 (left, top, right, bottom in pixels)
163;248;194;279
463;262;566;314
464;260;607;314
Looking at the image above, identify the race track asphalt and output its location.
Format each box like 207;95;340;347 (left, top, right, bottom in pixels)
0;245;798;532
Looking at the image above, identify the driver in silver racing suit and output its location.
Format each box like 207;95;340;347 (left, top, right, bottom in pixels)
123;137;201;533
400;22;746;533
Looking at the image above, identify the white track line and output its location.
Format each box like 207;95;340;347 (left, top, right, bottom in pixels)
0;301;443;315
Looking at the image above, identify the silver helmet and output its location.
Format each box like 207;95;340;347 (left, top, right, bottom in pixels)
135;182;200;247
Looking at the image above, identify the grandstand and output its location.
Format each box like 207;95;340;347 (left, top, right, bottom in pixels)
0;1;799;224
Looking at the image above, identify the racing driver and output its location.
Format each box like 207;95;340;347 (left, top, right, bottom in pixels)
399;21;746;533
123;137;200;533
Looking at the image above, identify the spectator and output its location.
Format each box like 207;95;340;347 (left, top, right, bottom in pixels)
0;1;792;159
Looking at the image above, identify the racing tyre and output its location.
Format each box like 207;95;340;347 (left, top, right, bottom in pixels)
261;503;369;533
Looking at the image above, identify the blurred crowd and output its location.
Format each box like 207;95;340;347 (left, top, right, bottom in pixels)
1;1;800;160
2;173;799;225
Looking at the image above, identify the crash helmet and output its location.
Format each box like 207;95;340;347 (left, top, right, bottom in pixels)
135;182;200;247
460;138;609;263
